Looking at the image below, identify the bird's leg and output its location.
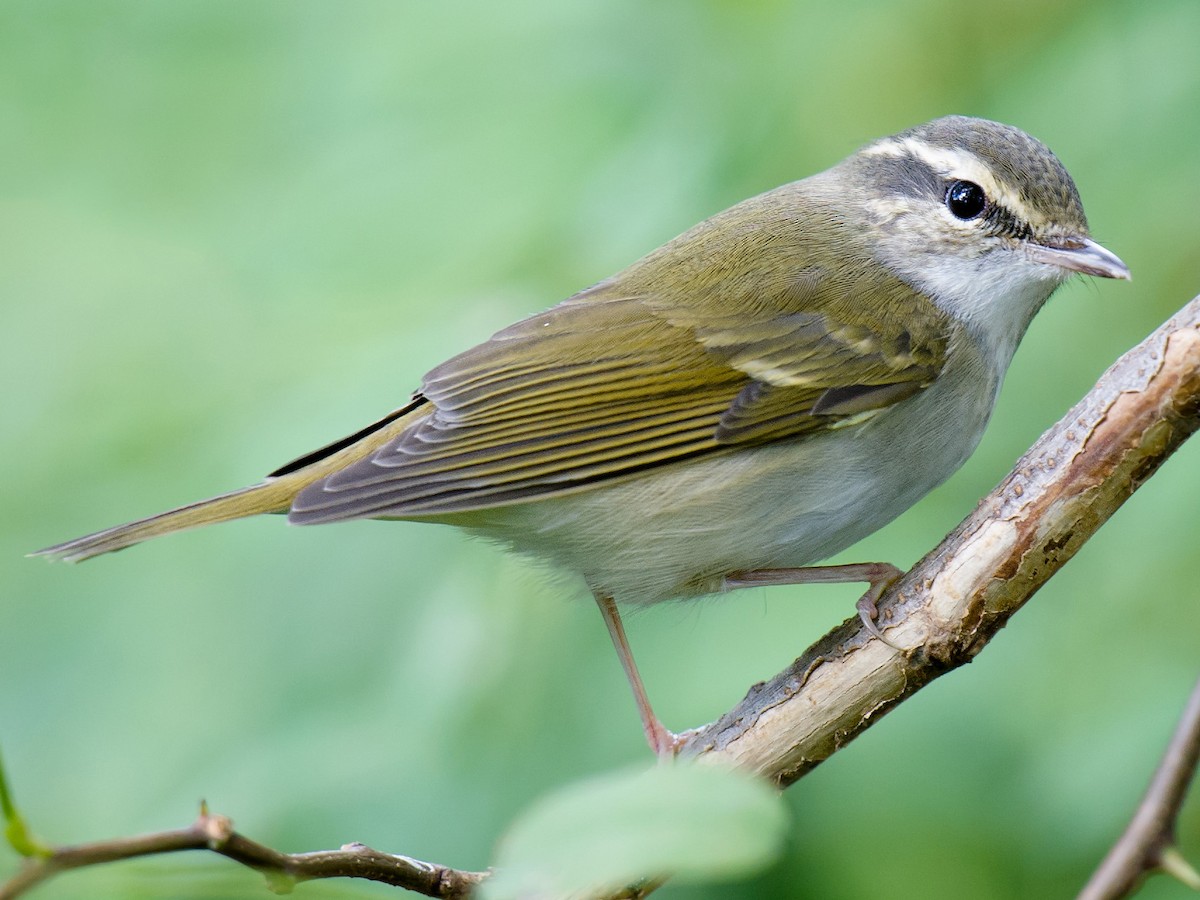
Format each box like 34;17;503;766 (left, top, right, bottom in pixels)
595;564;903;756
723;562;905;643
594;592;681;758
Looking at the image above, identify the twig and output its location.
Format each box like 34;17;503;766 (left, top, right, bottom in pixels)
1077;673;1200;899
0;802;487;900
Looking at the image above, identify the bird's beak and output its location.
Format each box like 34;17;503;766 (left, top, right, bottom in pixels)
1027;236;1131;280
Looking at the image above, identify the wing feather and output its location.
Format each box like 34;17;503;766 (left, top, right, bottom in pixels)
290;254;951;523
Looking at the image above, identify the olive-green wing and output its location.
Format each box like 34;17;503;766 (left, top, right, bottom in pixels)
288;276;948;523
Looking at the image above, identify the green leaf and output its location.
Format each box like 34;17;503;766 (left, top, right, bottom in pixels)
482;761;787;899
0;746;50;858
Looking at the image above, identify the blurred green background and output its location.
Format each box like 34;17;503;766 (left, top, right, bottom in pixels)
3;1;1199;897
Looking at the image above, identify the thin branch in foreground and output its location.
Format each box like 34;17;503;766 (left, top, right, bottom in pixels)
1078;672;1200;900
0;802;487;900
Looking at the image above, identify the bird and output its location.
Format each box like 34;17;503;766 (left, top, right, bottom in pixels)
34;115;1130;756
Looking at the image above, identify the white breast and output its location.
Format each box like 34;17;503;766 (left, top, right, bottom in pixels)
464;332;1002;606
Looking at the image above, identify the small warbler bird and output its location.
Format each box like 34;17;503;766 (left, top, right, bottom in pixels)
36;116;1129;756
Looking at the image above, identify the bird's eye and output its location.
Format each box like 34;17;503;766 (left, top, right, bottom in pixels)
945;180;987;220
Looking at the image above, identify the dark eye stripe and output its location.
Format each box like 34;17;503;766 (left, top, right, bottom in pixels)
985;203;1033;240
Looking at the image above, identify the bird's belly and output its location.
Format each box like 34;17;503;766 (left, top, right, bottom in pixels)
462;364;998;605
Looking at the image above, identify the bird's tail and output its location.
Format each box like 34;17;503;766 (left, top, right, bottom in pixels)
31;399;428;563
30;479;301;563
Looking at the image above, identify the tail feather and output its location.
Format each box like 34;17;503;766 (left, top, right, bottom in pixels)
31;479;298;563
32;399;429;563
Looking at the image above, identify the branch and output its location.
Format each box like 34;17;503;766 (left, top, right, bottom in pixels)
0;801;487;900
680;294;1200;790
5;294;1200;899
1078;672;1200;899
